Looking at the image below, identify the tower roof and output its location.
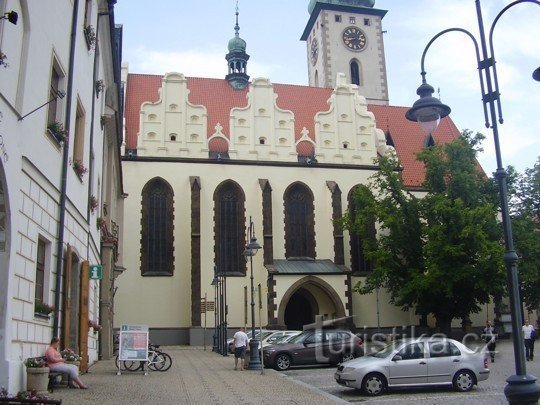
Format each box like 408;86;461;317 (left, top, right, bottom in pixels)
301;0;386;41
308;0;375;15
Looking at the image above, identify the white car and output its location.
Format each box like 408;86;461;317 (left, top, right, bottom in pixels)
335;337;490;396
262;331;301;348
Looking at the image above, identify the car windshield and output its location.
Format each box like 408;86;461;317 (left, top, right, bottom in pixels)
370;344;396;358
287;332;309;344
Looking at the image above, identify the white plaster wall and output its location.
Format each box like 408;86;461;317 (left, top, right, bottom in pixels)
0;0;118;392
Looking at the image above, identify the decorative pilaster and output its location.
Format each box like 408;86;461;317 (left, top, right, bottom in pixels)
326;181;344;265
259;179;273;265
190;176;202;326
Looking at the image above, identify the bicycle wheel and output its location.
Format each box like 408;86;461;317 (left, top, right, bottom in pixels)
148;351;165;371
124;360;143;371
115;355;124;371
157;352;172;372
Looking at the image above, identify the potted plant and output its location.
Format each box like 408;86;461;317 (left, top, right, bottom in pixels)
47;121;67;143
95;79;105;97
0;50;8;68
34;302;55;318
0;387;55;404
96;216;105;230
60;348;81;380
83;25;96;49
72;159;88;178
88;319;102;334
89;195;98;213
24;357;49;394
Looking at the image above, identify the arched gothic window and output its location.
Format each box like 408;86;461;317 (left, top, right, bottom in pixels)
350;60;361;86
140;178;175;276
284;183;315;259
214;181;246;275
348;185;375;275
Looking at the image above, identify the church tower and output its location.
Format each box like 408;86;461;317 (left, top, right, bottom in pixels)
301;0;389;105
225;3;250;89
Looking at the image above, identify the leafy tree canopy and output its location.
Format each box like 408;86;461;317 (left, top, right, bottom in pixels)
506;157;540;311
341;130;506;334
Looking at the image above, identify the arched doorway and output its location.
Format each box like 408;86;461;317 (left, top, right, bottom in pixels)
278;276;347;330
284;288;317;330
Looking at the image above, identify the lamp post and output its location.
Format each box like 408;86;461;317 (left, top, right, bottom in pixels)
222;269;228;357
211;268;219;353
243;216;262;370
406;1;540;403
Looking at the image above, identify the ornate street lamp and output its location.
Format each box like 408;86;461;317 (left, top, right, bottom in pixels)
406;1;540;403
243;216;262;370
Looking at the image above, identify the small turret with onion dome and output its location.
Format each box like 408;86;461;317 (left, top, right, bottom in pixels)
225;2;250;89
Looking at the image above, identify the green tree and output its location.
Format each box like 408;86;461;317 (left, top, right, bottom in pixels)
507;158;540;311
342;131;506;335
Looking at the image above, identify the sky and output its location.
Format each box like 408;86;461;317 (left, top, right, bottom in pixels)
114;0;540;175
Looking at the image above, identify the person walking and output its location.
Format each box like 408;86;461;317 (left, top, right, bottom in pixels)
523;319;536;361
233;326;249;370
482;320;497;362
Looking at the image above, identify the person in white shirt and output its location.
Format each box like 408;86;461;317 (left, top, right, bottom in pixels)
522;319;536;361
233;326;249;370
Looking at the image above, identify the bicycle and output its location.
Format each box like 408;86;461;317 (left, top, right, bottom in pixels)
116;344;172;372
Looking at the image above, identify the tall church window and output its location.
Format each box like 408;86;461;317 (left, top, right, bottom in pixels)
314;70;319;87
350;60;361;86
214;181;246;275
141;178;174;276
348;185;375;275
284;183;315;259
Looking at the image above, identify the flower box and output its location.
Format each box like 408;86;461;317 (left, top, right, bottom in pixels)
47;121;67;143
72;159;88;178
83;25;96;50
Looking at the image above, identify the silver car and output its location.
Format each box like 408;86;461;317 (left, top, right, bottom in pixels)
335;337;490;396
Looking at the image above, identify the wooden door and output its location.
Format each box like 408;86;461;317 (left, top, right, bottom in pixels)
79;260;90;372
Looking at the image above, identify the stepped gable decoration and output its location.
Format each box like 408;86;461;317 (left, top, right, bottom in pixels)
125;73;460;187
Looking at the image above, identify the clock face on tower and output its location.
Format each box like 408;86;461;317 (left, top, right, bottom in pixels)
342;26;367;51
310;38;319;65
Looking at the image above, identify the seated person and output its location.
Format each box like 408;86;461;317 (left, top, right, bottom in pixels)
45;337;88;389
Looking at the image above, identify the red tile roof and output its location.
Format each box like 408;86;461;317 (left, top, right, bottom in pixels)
125;74;461;187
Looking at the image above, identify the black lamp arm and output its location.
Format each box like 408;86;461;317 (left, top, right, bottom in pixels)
488;0;540;125
419;27;488;127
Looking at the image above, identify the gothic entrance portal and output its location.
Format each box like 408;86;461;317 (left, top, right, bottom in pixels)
284;288;317;330
278;276;346;331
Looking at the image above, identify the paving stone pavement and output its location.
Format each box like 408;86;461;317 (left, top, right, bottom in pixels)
48;346;347;405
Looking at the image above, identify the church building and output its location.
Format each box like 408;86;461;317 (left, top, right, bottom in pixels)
115;0;492;345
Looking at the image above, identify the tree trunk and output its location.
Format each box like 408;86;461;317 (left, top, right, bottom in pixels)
435;316;452;336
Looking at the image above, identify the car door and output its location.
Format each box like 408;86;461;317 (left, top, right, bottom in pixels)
324;331;343;364
293;331;323;365
388;342;428;386
427;341;461;384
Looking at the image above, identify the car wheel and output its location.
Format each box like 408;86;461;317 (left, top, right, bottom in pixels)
274;354;291;371
362;373;386;396
341;352;355;362
453;370;475;392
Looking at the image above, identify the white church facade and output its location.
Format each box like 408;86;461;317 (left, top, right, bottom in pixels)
115;1;495;345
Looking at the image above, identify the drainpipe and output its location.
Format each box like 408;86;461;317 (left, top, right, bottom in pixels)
53;0;80;336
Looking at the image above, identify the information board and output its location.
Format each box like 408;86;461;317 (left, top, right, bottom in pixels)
118;324;149;361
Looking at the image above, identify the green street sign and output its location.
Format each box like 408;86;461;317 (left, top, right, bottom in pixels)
89;264;103;280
